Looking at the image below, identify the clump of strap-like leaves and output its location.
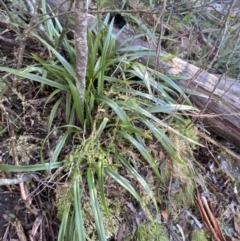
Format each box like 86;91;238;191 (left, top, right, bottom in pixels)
0;7;199;241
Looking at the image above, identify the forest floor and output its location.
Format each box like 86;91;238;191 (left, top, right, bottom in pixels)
0;1;240;240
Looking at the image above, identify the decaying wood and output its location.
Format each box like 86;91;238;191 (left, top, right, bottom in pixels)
0;1;240;148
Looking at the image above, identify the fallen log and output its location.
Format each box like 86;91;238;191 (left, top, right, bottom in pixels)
0;1;240;148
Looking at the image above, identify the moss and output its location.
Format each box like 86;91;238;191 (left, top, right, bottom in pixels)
191;230;209;241
135;222;168;241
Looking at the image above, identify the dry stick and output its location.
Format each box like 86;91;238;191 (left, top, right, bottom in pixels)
197;0;237;116
179;1;239;129
14;218;28;241
8;118;31;204
0;2;222;59
88;9;170;14
3;224;10;241
185;29;229;127
30;215;44;238
183;112;240;118
13;0;70;68
220;21;240;85
197;131;240;163
0;10;75;48
0;0;22;88
0;175;31;186
0;0;15;23
0;35;19;45
15;0;40;69
154;0;166;68
196;191;220;241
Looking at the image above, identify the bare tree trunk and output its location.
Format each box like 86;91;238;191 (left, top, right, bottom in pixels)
75;0;88;109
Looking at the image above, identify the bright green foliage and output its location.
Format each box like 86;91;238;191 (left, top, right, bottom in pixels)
191;230;209;241
135;222;168;241
0;9;201;241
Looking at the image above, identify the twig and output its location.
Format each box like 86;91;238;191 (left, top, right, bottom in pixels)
0;175;31;186
56;0;75;50
8;117;31;204
15;0;39;69
0;0;15;23
197;131;240;162
88;9;169;14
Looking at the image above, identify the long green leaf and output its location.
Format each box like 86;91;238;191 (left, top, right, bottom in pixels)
58;204;71;241
40;125;82;165
116;152;158;211
105;167;143;204
117;130;162;181
48;97;63;132
96;95;129;124
148;104;197;113
31;32;76;77
98;151;109;216
50;131;70;163
140;117;177;159
95;117;108;141
73;175;86;241
0;67;68;90
118;101;202;146
87;169;107;241
116;87;167;105
65;77;84;124
118;124;152;139
0;162;63;172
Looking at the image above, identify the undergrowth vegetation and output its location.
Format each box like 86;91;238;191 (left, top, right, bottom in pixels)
2;0;239;240
0;8;200;240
